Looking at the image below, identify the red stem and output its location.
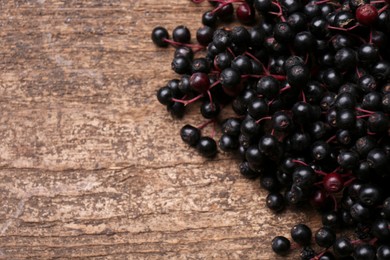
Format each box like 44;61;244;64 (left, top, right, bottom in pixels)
256;116;272;124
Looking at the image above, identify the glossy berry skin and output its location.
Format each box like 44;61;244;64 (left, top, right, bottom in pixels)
190;72;210;93
371;219;390;241
196;137;217;157
236;3;255;24
350;202;371;222
180;125;201;147
221;118;241;136
287;12;307;32
157;87;173;105
292;166;316;189
333;237;353;257
334;48;358;71
289;132;311;152
358;44;379;64
356;4;378;26
274;22;294;43
212;29;232;50
271;236;291;255
322;69;342;90
310;17;329;39
358;75;377;93
334;92;356;110
266;192;285;212
245;144;264;166
214;52;233;71
318;252;336;260
215;2;234;22
368;112;389;133
200;100;220;119
362;92;382;110
220;68;241;88
239;161;260;179
171;56;191;75
256;76;280;99
291;224;312;246
293;31;314;53
367;148;389;171
172;25;191;43
353;244;376;260
382;197;390;218
231;55;252;74
284;56;304;71
359;184;382;207
285;185;304;205
254;0;273;14
272;111;293;132
248;98;269;120
219;134;239;151
371;61;390;81
331;34;353;50
241;117;261;137
337;150;359;169
196;26;214;46
258;134;279;156
151;26;169;47
315;227;336;248
192;59;210;74
202;11;218;27
377;245;390;260
292;101;314;125
286;65;310;87
310;189;329;209
323;172;344;193
174;46;194;60
322;211;340;229
334;11;356;29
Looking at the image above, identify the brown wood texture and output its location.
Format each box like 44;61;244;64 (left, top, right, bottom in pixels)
0;1;320;259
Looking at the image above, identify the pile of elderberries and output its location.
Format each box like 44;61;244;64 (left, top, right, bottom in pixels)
152;0;390;258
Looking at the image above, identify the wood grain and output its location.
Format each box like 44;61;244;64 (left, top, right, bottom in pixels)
0;0;320;258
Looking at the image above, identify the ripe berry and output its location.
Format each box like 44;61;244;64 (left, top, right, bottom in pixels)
236;2;255;24
151;26;169;47
220;68;241;88
266;192;285;212
171;56;191;74
271;236;291;255
180;125;201;147
377;245;390;260
353;244;376;260
196;136;217;157
333;237;353;257
157;86;173;105
173;25;191;43
219;134;239;151
315;227;336;248
201;100;220;119
291;224;312;246
153;1;390;258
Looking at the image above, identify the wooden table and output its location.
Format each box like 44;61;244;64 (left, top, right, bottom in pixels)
0;1;319;258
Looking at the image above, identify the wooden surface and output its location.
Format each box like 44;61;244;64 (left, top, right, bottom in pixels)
0;1;319;259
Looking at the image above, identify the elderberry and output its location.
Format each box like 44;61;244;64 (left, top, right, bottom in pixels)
152;0;390;257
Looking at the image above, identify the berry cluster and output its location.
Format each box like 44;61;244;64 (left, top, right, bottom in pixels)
152;0;390;258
